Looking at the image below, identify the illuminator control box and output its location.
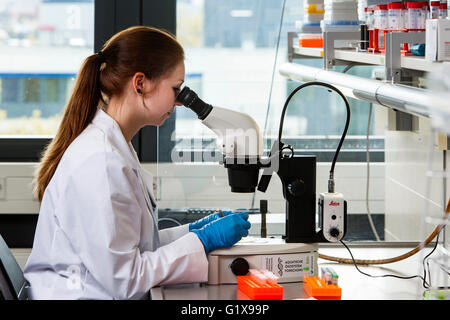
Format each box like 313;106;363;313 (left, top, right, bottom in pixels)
318;192;347;242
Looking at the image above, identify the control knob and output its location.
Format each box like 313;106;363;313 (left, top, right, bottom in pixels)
329;228;340;238
287;179;305;197
229;257;249;276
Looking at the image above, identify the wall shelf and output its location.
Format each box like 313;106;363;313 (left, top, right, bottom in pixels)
292;45;450;73
285;31;450;132
289;31;450;77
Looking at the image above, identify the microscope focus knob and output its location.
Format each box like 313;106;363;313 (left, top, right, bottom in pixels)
229;257;250;276
329;228;340;238
287;179;305;197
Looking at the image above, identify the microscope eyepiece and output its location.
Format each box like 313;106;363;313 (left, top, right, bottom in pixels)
176;86;262;194
176;86;213;120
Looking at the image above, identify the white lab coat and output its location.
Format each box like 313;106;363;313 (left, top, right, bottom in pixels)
24;108;208;300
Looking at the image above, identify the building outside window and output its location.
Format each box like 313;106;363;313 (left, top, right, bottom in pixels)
0;0;93;136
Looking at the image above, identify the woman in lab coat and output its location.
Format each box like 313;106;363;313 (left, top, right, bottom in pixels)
23;26;250;300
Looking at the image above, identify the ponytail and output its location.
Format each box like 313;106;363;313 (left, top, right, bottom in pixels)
34;53;104;202
34;26;184;203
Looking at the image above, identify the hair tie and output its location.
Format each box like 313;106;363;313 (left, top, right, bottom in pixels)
97;51;105;63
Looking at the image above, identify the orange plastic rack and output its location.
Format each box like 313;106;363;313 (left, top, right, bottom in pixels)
237;276;283;300
298;38;323;48
303;276;341;300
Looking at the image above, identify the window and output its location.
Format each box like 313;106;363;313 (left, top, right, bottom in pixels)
45;78;60;103
1;78;20;103
157;0;386;241
0;0;94;136
174;0;383;164
24;78;40;103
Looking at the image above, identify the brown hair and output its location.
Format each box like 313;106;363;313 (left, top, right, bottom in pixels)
34;26;184;202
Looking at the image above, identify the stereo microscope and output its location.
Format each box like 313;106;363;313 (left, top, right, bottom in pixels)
176;85;349;284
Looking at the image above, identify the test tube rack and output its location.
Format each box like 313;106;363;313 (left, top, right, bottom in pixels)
368;28;424;54
303;276;342;300
237;276;283;300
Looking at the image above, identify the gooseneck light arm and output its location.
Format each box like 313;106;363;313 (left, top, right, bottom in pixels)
277;81;351;193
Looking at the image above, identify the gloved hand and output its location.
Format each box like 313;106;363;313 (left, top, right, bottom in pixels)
191;212;251;254
188;210;233;231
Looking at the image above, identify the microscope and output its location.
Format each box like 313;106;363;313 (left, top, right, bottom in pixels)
176;85;349;284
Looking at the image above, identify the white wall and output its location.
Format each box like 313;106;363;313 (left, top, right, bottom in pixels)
384;116;450;241
144;162;385;215
0;163;39;214
0;161;384;216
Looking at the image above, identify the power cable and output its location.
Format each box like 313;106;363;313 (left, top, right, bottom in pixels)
339;239;431;288
319;199;450;265
365;103;381;241
340;62;380;241
340;199;449;289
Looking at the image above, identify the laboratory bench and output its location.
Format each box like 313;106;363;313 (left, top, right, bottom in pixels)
151;244;440;300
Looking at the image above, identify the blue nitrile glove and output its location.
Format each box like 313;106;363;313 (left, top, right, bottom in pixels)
188;210;233;231
191;212;251;254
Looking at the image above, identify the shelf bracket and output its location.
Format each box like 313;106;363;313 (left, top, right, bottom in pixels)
436;133;450;151
385;31;426;83
288;31;296;62
388;109;419;132
323;31;360;70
